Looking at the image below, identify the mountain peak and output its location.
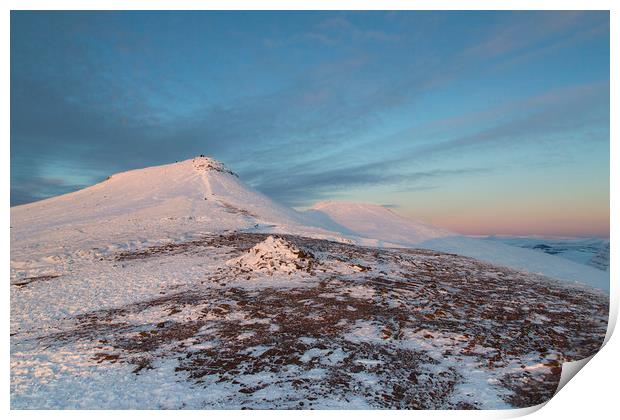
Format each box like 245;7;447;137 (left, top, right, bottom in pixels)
189;155;238;177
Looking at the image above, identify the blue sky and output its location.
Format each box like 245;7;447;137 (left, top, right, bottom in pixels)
10;11;610;236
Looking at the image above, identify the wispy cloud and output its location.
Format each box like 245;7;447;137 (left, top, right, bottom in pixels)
261;79;609;200
254;165;491;206
406;81;609;160
460;11;602;60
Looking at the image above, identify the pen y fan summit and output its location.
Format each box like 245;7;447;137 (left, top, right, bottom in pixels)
12;156;304;235
10;156;334;276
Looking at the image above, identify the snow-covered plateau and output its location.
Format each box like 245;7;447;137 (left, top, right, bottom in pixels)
10;156;609;409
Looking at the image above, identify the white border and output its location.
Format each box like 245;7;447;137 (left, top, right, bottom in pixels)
3;1;617;419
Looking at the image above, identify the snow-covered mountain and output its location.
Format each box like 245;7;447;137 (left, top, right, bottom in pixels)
306;201;453;245
12;156;318;246
10;157;347;281
11;156;609;292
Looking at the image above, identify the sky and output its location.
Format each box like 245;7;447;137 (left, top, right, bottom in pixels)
10;11;610;237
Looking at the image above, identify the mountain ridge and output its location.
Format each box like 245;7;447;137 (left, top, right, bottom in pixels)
10;156;609;292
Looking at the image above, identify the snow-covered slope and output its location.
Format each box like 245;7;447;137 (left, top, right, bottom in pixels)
307;201;453;245
11;232;608;409
308;201;609;292
420;236;609;292
481;236;609;269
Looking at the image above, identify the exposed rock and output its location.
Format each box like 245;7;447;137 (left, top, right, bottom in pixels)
192;156;238;177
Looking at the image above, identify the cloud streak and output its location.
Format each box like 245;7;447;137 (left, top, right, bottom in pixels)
254;165;492;207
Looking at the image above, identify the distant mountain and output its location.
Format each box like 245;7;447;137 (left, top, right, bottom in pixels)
306;201;453;245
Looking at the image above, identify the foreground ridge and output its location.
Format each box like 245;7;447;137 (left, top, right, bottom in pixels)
11;233;607;409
